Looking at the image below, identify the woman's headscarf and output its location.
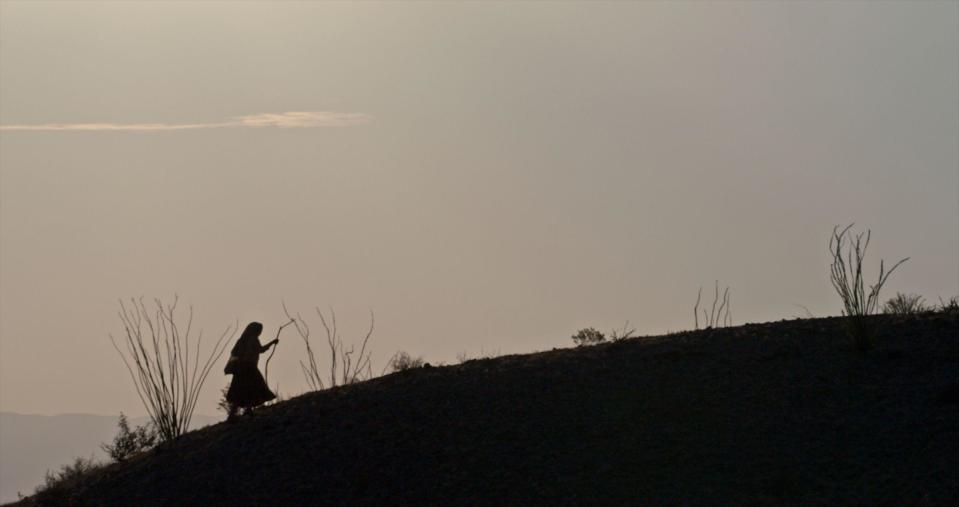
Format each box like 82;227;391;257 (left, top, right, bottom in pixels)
231;321;264;355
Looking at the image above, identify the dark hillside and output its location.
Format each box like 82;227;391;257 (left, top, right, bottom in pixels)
18;314;959;506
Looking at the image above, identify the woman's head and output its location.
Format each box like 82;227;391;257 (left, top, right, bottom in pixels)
240;322;263;339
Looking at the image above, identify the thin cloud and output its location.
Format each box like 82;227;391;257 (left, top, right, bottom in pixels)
0;111;373;131
234;111;372;128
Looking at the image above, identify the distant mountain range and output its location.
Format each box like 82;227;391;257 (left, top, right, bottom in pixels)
0;412;220;503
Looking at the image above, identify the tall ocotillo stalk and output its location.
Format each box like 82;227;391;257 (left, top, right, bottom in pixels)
829;224;909;318
828;224;908;352
284;303;375;391
693;281;731;330
111;297;235;442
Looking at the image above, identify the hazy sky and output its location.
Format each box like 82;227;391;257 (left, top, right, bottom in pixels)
1;1;957;416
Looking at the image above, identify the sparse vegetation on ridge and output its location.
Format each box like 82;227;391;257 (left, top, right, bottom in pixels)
571;321;635;347
693;281;732;330
110;297;235;442
883;292;928;315
26;313;959;506
608;321;637;341
571;327;606;346
101;413;157;463
938;296;959;314
30;456;103;506
386;350;425;372
64;226;944;507
217;386;234;417
283;304;376;390
828;224;908;352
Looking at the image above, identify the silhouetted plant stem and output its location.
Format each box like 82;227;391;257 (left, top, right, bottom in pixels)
111;296;235;442
284;303;375;390
694;281;731;330
828;224;908;352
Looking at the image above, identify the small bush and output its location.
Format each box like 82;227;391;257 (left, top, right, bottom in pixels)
609;321;637;341
938;296;959;314
572;327;606;346
828;224;908;352
387;351;425;372
217;386;235;416
883;293;928;315
101;413;157;462
33;456;103;505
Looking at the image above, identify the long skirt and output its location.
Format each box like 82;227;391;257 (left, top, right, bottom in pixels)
226;363;276;409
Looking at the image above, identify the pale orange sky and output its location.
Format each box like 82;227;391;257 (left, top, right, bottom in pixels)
1;1;957;416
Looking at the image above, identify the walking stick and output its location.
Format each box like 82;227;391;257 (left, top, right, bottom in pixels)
265;318;295;385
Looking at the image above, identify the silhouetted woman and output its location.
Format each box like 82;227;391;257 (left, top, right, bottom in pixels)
224;322;277;420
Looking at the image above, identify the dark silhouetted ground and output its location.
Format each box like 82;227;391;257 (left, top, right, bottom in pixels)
13;313;959;506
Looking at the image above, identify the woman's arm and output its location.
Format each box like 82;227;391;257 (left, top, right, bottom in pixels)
259;339;278;354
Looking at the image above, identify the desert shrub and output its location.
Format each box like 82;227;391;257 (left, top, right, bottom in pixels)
111;297;235;442
938;296;959;314
883;292;928;315
792;304;815;319
387;351;425;372
828;224;908;352
693;281;732;329
101;413;157;463
33;456;103;506
217;386;234;416
284;304;375;390
572;327;606;346
609;321;637;341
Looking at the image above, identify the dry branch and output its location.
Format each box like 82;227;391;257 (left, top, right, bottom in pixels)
829;224;908;318
283;303;375;391
694;281;731;330
110;296;234;442
828;224;908;351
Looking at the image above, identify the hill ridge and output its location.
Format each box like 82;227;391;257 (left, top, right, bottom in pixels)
17;314;959;506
